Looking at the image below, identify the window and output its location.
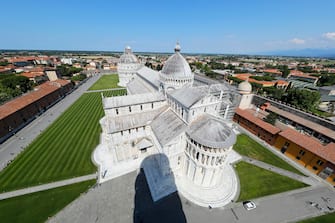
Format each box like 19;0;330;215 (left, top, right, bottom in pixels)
317;160;324;166
121;131;123;136
116;108;119;115
296;156;301;160
299;150;305;156
151;103;154;109
312;166;318;171
129;106;132;112
284;142;290;147
140;105;143;110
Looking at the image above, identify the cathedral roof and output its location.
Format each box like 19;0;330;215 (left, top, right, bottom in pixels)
161;43;193;78
168;86;208;108
151;108;187;146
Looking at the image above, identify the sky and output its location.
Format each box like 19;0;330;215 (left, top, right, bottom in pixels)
1;0;335;54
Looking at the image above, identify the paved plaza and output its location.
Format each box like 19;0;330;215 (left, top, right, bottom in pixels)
49;170;335;223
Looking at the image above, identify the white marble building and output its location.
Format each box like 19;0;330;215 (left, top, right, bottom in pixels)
93;43;242;208
117;46;143;87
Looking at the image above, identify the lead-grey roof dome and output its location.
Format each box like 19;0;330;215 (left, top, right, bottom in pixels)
187;115;236;149
119;46;138;64
161;43;193;78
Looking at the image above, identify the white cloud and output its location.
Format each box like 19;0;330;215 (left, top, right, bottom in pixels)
323;32;335;40
289;38;305;44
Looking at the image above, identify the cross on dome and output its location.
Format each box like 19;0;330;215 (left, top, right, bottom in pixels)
174;42;181;52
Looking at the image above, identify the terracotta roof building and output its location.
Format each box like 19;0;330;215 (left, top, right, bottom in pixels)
0;80;73;143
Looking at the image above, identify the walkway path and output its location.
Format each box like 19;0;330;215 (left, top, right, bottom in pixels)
0;174;97;201
241;156;321;186
86;87;125;93
0;74;101;171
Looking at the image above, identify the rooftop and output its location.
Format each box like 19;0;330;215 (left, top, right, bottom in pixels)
151;108;187;146
168;86;208;108
103;92;165;109
187;114;236;149
266;105;335;140
0;81;71;119
279;128;335;165
235;108;281;135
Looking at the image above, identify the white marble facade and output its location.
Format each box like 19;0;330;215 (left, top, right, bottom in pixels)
117;46;142;87
93;43;242;208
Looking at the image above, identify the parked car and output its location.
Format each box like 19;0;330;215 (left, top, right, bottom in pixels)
243;201;256;210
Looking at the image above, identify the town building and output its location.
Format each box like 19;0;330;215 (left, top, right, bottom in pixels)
0;80;73;143
234;87;335;186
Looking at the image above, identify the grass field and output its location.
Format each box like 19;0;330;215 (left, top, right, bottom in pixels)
88;74;122;90
233;134;304;175
298;212;335;223
0;180;95;223
235;162;308;201
0;90;125;193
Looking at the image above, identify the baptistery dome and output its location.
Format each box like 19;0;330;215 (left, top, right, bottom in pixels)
119;46;138;64
117;46;142;87
161;43;193;78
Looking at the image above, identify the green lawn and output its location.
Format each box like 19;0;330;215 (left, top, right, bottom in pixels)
298;212;335;223
235;162;308;201
88;74;123;90
0;90;125;192
233;134;304;175
0;180;95;223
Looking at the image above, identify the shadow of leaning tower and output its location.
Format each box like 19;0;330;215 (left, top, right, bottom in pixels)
133;154;187;223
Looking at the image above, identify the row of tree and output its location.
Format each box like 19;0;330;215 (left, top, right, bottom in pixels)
56;65;83;77
0;75;32;104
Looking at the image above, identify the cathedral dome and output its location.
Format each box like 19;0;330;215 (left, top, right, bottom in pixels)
119;46;138;64
161;43;193;78
238;79;252;94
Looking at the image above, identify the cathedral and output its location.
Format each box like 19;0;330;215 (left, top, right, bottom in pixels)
93;43;249;207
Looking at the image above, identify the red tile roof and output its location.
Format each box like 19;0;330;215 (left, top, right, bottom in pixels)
235;74;278;87
0;81;68;120
235;108;281;134
279;128;335;164
20;72;45;78
263;69;282;75
289;70;318;80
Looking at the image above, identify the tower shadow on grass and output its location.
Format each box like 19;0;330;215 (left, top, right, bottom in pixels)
133;154;187;223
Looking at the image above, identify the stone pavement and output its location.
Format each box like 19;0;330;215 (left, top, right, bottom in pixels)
0;75;101;172
241;156;321;186
48;170;335;223
0;174;97;201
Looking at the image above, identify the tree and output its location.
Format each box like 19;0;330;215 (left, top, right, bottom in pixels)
283;88;320;111
1;75;32;93
278;65;290;78
263;112;277;125
0;60;9;66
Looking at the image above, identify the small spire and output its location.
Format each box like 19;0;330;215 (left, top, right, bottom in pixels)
174;42;181;52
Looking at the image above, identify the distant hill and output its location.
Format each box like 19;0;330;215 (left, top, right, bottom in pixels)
257;48;335;58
